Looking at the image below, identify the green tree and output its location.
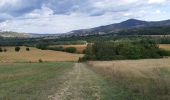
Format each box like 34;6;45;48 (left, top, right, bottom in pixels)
3;49;7;52
26;47;30;51
65;47;77;53
36;43;47;50
0;48;3;52
15;47;21;52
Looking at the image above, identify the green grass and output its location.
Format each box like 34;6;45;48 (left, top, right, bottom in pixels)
160;68;170;77
0;62;74;100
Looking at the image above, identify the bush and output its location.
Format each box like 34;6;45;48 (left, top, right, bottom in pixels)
3;49;7;52
36;43;47;50
15;47;20;52
65;47;77;53
158;49;170;56
47;46;65;51
0;48;2;52
39;59;43;63
26;47;30;51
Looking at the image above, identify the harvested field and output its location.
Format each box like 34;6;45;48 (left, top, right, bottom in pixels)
0;46;83;62
159;44;170;50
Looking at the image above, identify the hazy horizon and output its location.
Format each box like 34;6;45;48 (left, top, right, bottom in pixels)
0;0;170;34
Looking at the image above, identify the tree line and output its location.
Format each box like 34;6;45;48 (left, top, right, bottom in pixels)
79;39;170;61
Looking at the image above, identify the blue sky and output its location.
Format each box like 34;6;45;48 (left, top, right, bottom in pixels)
0;0;170;33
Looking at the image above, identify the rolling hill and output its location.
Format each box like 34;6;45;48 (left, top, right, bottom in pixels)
0;31;32;38
69;19;170;36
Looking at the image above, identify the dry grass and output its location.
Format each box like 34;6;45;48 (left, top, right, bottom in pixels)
88;58;170;100
88;58;170;78
49;44;87;53
0;46;83;62
159;44;170;50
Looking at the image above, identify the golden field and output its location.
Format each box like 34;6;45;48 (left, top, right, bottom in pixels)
159;44;170;50
88;58;170;100
0;46;83;62
88;58;170;78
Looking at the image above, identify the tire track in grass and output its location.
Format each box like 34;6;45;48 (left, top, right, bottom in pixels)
48;63;107;100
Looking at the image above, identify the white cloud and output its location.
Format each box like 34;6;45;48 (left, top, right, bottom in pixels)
0;0;170;33
155;9;161;14
0;0;18;6
0;21;9;31
3;12;120;33
148;0;166;4
23;6;54;19
121;0;139;3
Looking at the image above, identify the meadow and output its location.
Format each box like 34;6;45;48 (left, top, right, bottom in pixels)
0;62;74;100
0;46;83;63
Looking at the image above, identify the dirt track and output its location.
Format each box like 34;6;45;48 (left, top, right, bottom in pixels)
48;63;107;100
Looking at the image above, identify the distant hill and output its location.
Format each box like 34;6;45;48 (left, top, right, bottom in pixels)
69;19;170;36
0;32;61;38
0;31;32;38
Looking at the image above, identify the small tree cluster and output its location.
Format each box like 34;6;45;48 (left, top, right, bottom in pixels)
46;46;77;53
65;47;77;53
15;47;20;52
26;47;30;51
0;48;2;52
36;43;47;50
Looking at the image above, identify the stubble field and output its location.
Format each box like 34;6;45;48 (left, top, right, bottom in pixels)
0;46;83;63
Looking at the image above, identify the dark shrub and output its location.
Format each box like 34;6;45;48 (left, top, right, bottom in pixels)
39;59;43;63
15;47;20;52
0;48;2;52
26;47;30;51
65;47;77;53
158;49;170;56
48;46;65;51
3;49;7;52
36;43;47;50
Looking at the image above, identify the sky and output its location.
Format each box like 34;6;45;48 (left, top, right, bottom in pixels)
0;0;170;33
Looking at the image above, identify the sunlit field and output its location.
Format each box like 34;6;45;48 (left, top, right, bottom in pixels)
159;44;170;50
0;46;83;63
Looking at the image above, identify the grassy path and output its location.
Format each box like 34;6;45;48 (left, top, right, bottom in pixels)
0;62;121;100
48;63;114;100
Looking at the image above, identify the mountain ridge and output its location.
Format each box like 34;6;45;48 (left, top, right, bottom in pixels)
69;19;170;36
